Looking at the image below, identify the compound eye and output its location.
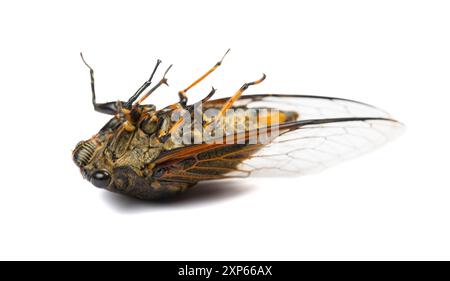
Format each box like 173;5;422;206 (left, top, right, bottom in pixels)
91;170;111;188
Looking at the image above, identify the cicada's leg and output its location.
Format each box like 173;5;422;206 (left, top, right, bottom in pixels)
124;59;162;108
118;65;173;132
158;49;229;143
158;48;229;143
196;86;217;125
133;64;173;107
207;74;266;127
80;53;124;115
159;87;217;142
177;49;230;108
199;86;217;104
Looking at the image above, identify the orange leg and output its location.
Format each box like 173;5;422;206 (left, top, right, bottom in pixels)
159;50;229;142
177;49;230;107
161;74;266;143
216;74;266;120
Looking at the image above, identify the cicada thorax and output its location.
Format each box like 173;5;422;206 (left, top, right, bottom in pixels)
76;111;175;197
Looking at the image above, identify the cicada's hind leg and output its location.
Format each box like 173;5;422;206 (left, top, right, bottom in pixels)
206;74;267;127
80;53;123;115
160;73;266;144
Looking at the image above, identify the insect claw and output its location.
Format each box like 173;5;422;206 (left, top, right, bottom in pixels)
217;48;231;66
159;64;173;86
160;65;173;87
253;73;266;85
163;64;173;78
80;52;93;71
200;86;217;103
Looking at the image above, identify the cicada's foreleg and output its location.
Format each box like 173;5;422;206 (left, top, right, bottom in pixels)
206;74;266;128
80;52;123;115
133;64;172;107
124;59;162;108
119;65;173;132
177;49;230;108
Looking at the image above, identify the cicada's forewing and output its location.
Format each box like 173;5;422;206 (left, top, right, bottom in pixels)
232;118;403;177
151;94;404;182
152;143;263;182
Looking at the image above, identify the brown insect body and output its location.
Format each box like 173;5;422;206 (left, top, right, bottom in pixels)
74;99;298;199
73;51;403;200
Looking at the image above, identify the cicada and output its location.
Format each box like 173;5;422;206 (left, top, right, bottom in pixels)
73;50;403;200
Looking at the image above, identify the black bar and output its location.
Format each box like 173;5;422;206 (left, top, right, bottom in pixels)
0;261;447;280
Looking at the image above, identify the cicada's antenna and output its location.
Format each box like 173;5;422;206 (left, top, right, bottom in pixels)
124;59;162;108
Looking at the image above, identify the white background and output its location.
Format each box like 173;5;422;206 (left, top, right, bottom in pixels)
0;0;449;260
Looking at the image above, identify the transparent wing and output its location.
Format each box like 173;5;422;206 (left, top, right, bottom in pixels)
228;118;404;177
